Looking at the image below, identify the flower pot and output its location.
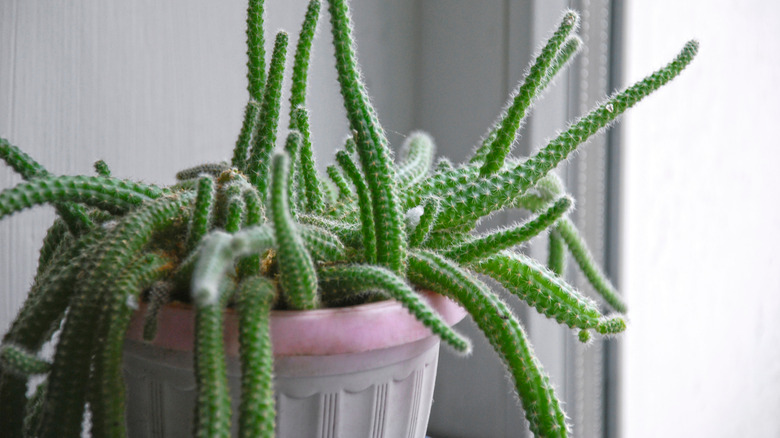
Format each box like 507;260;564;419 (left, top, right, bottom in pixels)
123;291;466;438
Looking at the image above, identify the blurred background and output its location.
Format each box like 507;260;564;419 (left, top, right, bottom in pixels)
1;0;778;436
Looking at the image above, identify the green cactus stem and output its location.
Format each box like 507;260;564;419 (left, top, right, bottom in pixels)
0;344;52;377
283;131;303;219
90;252;173;438
336;150;376;263
142;281;174;342
556;217;627;313
245;31;288;197
236;275;276;438
413;40;698;230
36;194;191;438
548;229;567;276
93;160;111;177
290;107;325;213
270;153;319;309
408;197;440;248
289;0;321;113
327;164;353;200
408;250;569;437
1;138;94;233
327;0;407;274
397;132;436;189
188;175;217;250
318;264;470;353
0;175;162;222
194;291;233;438
177;163;230;181
478;11;579;177
446;195;572;264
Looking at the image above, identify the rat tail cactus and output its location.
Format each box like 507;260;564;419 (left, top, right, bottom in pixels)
0;0;697;436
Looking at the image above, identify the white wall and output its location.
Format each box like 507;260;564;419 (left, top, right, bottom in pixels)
622;1;780;437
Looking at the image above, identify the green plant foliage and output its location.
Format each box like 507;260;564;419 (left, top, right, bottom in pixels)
0;0;696;436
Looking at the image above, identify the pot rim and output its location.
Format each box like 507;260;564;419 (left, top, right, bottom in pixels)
126;290;467;357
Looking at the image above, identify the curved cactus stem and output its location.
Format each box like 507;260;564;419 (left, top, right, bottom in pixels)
246;31;289;198
318;264;471;353
93;160;111;177
299;224;347;262
0;228;106;436
336;150;376;263
445;195;572;264
0;175;161;222
0;344;51;377
35;194;192;438
187;175;217;251
298;213;362;248
1;138;94;233
397;132;436;189
408;250;569;437
236;275;276;438
326;165;353;200
408;197;440;248
327;0;406;274
471;251;624;341
34;219;72;278
90;252;173;438
270;154;319;310
478;11;579;177
176;162;230;181
556;217;627;313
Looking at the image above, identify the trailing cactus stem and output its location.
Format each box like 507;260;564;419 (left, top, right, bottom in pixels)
194;301;232;438
556;217;627;313
408;250;569;437
318;264;470;353
90;253;173;438
236;276;276;438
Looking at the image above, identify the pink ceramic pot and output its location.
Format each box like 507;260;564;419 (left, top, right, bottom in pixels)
123;291;466;438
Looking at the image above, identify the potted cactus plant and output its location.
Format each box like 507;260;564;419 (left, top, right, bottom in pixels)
0;0;697;436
